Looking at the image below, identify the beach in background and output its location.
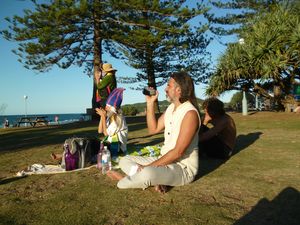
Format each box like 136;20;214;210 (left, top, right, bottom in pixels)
0;113;89;128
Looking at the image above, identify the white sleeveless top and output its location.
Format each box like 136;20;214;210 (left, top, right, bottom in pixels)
161;101;200;177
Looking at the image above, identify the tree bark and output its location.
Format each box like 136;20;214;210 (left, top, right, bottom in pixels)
92;3;102;110
146;48;160;113
143;11;160;113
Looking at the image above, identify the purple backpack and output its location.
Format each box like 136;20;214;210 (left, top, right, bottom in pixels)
61;138;92;170
64;143;79;171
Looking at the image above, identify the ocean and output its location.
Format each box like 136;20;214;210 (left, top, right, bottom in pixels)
0;113;89;128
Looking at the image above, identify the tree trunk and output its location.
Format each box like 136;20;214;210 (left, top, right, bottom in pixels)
92;4;102;110
146;48;160;113
143;12;160;113
273;85;284;111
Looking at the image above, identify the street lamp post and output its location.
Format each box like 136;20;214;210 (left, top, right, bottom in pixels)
24;95;28;127
255;94;259;110
242;90;248;116
239;38;248;116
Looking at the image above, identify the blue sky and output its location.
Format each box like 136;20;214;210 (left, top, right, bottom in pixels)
0;0;235;115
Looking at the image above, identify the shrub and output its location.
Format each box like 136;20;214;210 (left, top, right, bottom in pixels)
122;105;138;116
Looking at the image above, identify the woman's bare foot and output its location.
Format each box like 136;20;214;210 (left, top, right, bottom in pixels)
154;185;168;194
106;170;124;181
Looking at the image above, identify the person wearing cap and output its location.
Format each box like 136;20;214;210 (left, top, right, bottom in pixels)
107;72;200;193
96;88;128;157
95;63;117;108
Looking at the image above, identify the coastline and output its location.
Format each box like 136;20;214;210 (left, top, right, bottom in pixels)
0;113;90;128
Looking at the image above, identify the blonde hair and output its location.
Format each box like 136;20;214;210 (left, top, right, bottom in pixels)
109;109;123;132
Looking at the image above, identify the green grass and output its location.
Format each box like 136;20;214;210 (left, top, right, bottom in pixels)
0;112;300;225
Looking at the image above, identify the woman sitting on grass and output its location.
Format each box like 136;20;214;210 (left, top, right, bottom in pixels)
96;88;128;159
51;88;128;162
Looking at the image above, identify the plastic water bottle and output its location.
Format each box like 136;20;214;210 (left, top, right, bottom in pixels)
96;141;104;169
101;146;111;174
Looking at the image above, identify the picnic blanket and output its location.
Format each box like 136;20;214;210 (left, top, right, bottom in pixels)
127;145;161;157
16;164;95;177
111;145;162;168
15;145;162;177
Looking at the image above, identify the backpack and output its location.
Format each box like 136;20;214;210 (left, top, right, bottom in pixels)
61;137;93;170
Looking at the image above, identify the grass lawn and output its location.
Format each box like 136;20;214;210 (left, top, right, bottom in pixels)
0;112;299;225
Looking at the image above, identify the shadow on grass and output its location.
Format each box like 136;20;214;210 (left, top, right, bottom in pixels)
234;187;300;225
196;132;263;180
128;122;148;132
234;132;263;154
0;121;98;153
248;111;259;115
0;119;160;153
0;176;27;185
195;157;226;180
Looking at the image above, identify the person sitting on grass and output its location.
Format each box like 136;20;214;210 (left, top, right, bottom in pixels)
198;97;236;159
96;88;128;159
107;72;200;193
51;88;128;162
